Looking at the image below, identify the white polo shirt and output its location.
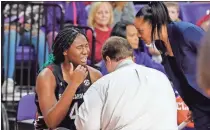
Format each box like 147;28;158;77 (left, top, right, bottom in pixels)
75;59;177;130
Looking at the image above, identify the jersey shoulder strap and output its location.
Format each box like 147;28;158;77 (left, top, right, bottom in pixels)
47;64;64;83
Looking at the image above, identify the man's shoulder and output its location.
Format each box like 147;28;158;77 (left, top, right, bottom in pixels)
88;73;111;94
113;64;154;77
133;64;167;78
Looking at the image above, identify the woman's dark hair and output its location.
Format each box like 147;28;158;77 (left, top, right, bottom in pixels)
136;2;171;41
110;20;134;39
110;21;145;52
39;26;87;71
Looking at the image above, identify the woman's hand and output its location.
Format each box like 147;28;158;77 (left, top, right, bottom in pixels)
148;47;161;56
69;63;88;86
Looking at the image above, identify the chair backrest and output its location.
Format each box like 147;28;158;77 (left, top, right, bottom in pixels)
16;93;37;121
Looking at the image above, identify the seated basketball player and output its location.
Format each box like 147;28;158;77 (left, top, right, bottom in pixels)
34;27;102;129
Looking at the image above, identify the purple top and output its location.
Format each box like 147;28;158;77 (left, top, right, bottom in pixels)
100;49;166;75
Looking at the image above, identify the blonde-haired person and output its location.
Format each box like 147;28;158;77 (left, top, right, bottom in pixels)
87;2;113;63
164;2;181;22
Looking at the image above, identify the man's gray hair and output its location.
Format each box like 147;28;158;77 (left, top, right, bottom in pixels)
102;36;133;61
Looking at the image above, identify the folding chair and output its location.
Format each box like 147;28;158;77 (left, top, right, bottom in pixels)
1;103;10;130
15;93;37;130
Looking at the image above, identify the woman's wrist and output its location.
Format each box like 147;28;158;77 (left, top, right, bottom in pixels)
162;39;174;56
68;82;80;91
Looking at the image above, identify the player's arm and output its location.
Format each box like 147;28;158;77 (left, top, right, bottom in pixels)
36;65;87;129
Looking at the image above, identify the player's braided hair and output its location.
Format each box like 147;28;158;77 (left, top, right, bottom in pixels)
39;26;87;72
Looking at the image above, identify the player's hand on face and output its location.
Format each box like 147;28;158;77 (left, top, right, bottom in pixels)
70;63;88;85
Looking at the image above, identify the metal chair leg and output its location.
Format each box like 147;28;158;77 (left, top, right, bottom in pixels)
1;103;10;130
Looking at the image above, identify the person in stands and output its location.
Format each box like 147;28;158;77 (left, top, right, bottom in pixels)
99;21;166;75
87;2;113;63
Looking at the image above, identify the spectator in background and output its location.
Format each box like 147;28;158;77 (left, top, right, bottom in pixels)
164;2;181;22
110;2;136;27
83;1;92;6
197;14;210;32
2;3;49;94
87;2;113;63
83;1;92;12
99;21;166;75
45;1;87;51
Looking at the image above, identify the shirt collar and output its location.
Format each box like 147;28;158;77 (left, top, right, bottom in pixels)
115;59;134;70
